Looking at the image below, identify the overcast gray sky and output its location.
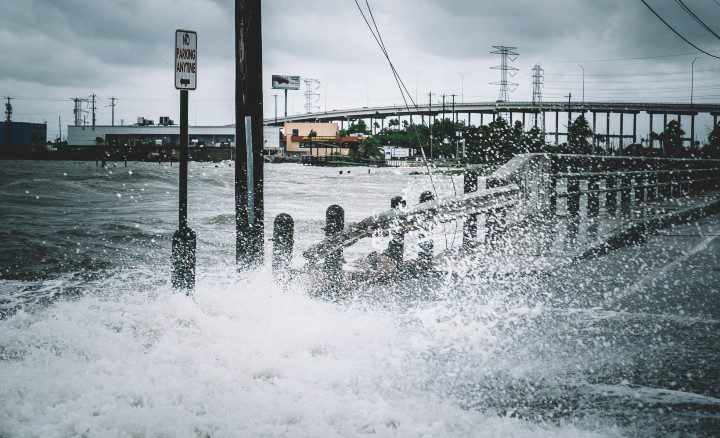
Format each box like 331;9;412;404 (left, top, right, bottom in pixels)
1;0;720;139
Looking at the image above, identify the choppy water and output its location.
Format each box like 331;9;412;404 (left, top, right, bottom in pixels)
1;160;718;436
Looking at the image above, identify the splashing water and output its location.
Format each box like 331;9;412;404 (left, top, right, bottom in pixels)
0;161;718;436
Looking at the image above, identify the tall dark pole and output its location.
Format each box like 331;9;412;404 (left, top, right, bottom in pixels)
235;0;264;269
428;91;433;160
691;57;699;105
172;89;196;290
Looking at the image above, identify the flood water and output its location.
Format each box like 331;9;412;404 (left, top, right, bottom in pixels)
1;160;718;436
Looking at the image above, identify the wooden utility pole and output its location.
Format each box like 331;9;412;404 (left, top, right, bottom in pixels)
235;0;265;269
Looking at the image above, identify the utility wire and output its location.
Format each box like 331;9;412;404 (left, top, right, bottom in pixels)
674;0;720;41
640;0;720;59
353;0;439;200
354;0;461;248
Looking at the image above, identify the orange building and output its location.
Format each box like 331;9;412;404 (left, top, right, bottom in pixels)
283;122;360;156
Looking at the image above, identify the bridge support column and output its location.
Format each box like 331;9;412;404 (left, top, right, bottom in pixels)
605;176;617;214
462;171;478;247
418;191;434;270
632;113;637;144
468;112;471;125
387;196;406;269
606;112;611;154
691;114;696;149
592;112;597;148
480;113;484;125
663;113;668;154
555;111;560;145
619;113;624;152
522;112;526;129
649;114;654;149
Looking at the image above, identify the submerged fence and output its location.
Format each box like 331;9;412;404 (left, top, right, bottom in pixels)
272;153;720;288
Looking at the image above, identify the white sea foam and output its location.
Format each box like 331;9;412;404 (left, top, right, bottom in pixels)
0;269;612;437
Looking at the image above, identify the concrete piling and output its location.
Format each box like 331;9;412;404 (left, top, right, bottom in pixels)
387;196;406;268
418;191;434;270
324;204;345;284
272;213;294;276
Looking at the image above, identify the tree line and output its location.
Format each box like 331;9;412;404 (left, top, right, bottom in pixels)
339;115;720;162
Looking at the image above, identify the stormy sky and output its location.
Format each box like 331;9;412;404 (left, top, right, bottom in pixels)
1;0;720;139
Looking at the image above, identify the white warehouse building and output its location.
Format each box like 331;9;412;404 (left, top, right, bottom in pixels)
67;124;281;151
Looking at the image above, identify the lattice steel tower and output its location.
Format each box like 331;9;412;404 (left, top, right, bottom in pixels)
4;97;12;122
490;46;519;102
303;78;321;113
531;64;544;104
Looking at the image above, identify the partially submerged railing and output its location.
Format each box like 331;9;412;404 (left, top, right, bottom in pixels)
271;154;720;287
546;155;720;217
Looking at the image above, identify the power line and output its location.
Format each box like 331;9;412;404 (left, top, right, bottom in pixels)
640;0;720;59
353;0;440;199
674;0;720;41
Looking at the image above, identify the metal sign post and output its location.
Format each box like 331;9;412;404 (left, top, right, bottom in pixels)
171;29;197;290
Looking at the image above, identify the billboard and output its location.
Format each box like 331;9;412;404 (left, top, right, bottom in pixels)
272;75;300;90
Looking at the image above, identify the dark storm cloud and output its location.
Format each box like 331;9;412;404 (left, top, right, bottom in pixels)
0;0;232;86
3;0;719;87
2;0;720;135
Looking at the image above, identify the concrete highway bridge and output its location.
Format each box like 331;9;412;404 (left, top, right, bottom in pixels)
265;101;720;149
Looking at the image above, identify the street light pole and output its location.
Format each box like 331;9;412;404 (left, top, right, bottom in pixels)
691;57;700;105
324;81;332;113
578;64;585;103
458;72;464;103
415;70;423;104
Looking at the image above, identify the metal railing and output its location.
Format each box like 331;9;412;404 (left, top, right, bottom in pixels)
270;153;720;289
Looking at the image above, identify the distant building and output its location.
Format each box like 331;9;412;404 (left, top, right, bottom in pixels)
0;121;47;157
380;145;415;160
66;121;282;154
283;122;360;156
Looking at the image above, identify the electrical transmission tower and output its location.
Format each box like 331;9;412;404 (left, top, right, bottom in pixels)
72;97;88;126
490;45;519;102
4;97;12;122
531;64;544;104
303;78;321;113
